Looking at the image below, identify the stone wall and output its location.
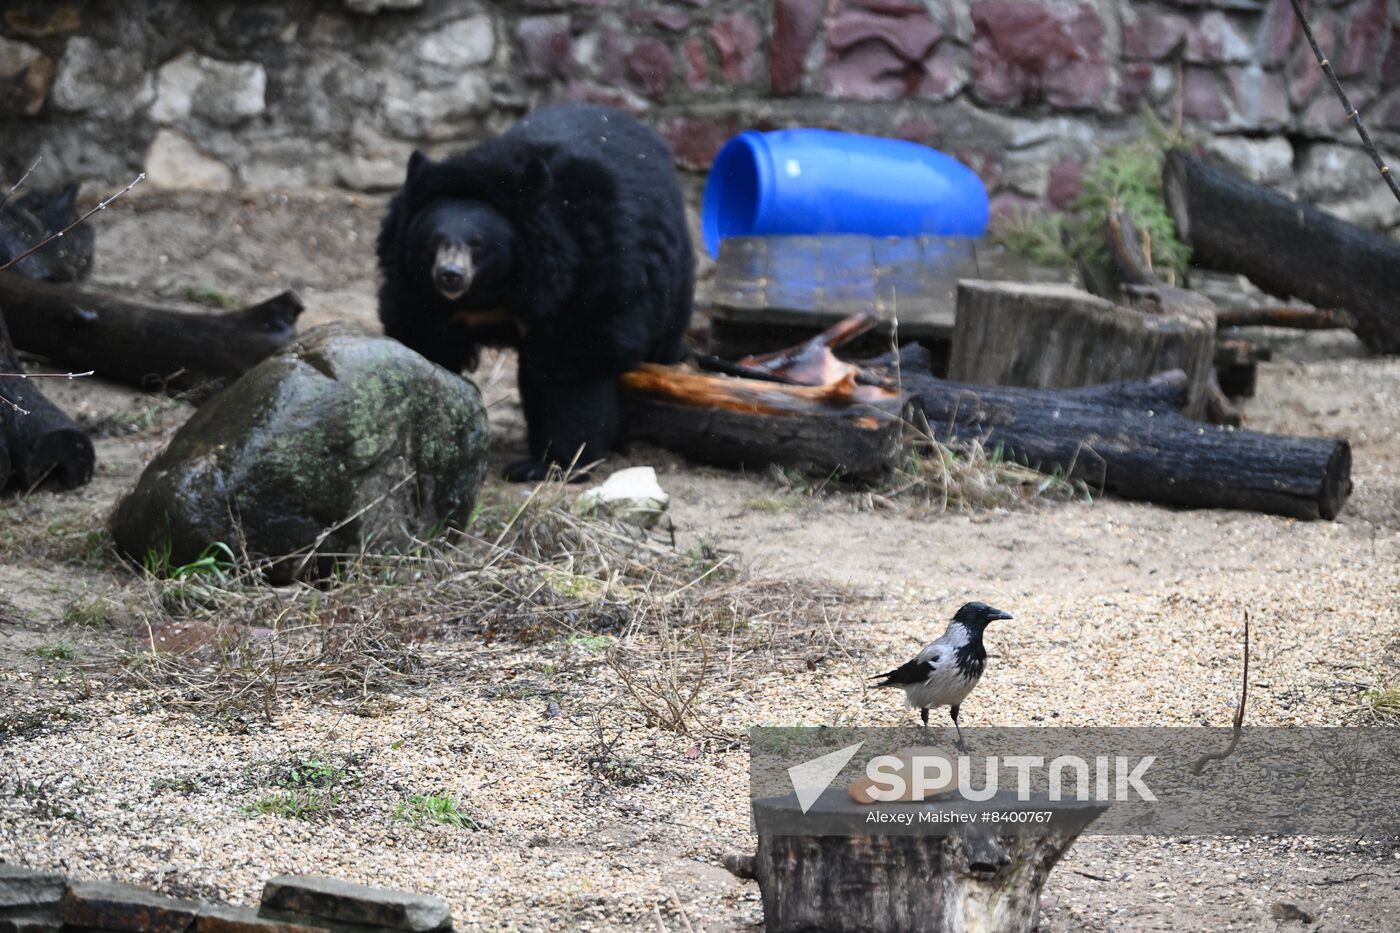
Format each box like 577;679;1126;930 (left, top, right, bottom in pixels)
2;0;1400;228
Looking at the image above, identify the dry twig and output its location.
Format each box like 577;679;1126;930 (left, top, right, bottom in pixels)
0;157;40;215
1191;609;1250;775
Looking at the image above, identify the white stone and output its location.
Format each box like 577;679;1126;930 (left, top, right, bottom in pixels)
336;121;415;192
418;16;496;69
381;70;492;140
1322;187;1400;233
144;129;234;190
1001;145;1055;198
51;36;153;116
1189;12;1253;65
1202;136;1294;185
0;36;42;79
575;467;670;528
152;51;266;126
1296;143;1376;200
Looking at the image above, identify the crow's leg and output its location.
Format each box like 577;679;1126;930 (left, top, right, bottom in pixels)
920;707;929;731
950;705;967;754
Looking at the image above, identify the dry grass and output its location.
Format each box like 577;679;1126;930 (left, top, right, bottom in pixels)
763;414;1092;514
0;507;115;567
1352;677;1400;723
881;429;1091;512
118;477;861;728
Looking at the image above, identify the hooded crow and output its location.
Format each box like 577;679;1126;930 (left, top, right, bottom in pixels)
871;601;1013;747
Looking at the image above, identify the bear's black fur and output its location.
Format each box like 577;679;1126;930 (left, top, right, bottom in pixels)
376;103;694;481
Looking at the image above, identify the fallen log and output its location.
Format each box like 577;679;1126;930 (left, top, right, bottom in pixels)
949;279;1216;418
0;272;304;391
863;345;1351;521
621;362;910;482
0;309;94;490
1163;149;1400;353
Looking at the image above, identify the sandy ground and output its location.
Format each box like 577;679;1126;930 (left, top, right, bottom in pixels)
2;190;1399;932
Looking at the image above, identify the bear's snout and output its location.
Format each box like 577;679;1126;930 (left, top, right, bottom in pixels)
433;243;474;300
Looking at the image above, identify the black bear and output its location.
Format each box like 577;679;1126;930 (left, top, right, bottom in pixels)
376;103;695;481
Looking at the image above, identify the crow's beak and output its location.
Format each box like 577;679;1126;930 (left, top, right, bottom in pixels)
990;608;1014;621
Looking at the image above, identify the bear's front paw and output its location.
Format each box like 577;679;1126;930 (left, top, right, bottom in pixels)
502;458;594;484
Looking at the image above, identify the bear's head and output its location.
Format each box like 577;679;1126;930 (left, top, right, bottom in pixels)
397;148;554;309
404;195;517;304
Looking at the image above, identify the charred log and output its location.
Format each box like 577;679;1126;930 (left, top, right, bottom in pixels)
0;272;303;391
0;309;94;490
1163;149;1400;353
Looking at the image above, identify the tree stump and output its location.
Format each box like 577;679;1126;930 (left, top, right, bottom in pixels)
949;280;1216;418
732;790;1106;933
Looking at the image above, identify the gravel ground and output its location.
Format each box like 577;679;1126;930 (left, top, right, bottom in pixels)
2;190;1398;931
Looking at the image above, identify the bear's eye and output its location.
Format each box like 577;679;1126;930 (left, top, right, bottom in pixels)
467;235;484;250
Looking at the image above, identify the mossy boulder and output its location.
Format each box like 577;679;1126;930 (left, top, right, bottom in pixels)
112;323;489;581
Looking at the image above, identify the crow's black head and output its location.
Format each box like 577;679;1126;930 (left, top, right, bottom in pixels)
952;602;1013;629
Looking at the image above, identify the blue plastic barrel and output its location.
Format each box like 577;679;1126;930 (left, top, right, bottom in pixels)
701;128;990;257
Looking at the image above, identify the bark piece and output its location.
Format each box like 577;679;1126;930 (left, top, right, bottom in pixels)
61;881;199;933
1213;337;1271;398
0;864;66;911
259;876;451;933
194;904;320;933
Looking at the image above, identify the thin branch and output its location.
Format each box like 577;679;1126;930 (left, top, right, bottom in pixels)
0;172;145;274
0;370;94;379
0;371;93;414
0;156;41;214
1191;609;1250;775
1288;0;1400;205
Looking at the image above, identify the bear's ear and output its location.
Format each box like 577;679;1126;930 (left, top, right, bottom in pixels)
406;149;431;183
520;157;552;202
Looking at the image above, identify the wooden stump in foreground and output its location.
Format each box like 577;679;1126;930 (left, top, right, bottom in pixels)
730;790;1106;933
